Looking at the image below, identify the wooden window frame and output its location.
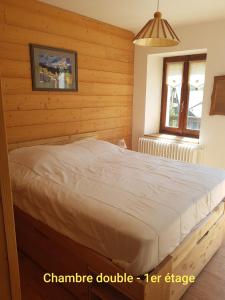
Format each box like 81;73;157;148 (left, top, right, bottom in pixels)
160;54;207;138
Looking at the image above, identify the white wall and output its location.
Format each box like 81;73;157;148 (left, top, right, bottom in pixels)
132;19;225;169
144;55;163;135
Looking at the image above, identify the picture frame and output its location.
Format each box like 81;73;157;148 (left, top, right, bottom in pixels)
29;44;78;91
210;75;225;115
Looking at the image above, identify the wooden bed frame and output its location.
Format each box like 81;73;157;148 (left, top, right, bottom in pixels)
10;133;225;300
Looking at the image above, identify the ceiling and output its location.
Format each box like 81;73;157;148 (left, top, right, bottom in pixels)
40;0;225;33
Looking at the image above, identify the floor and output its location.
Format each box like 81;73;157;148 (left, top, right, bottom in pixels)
19;239;225;300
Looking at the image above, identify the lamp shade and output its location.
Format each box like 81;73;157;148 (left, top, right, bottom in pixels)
133;12;180;47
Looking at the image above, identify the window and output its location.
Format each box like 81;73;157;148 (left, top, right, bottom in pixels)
160;54;207;138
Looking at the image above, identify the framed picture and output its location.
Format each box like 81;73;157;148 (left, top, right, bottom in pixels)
210;75;225;115
30;44;78;91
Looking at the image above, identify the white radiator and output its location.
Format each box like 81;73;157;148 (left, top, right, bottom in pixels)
138;137;202;163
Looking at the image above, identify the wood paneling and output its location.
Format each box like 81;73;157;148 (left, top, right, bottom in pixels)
4;95;133;111
0;52;133;74
7;122;131;144
2;0;133;40
0;59;133;84
4;5;132;51
6;107;132;127
0;24;132;63
0;4;4;23
2;79;133;96
0;0;134;146
0;42;29;61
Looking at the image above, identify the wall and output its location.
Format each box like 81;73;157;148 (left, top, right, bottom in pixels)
0;0;134;147
133;19;225;169
144;55;163;135
132;53;163;141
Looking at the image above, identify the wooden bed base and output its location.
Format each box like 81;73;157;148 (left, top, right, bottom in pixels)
14;202;225;300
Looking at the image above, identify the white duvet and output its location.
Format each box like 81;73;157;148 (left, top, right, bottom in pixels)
9;139;225;275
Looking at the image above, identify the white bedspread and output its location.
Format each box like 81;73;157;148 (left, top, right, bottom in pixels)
9;139;225;275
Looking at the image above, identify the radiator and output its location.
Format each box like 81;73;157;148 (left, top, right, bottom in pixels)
138;137;202;163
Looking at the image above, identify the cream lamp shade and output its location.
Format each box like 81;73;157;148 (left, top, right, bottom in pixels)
133;6;180;47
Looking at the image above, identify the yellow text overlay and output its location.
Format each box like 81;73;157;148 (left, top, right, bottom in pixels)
43;272;195;286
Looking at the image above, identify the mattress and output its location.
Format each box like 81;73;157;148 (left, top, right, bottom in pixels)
9;138;225;275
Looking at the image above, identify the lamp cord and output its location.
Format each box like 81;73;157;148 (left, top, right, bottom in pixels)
157;0;160;11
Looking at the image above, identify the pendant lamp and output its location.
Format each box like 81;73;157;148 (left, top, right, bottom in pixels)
133;0;180;47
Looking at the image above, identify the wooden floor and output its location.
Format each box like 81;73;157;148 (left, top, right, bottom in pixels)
19;239;225;300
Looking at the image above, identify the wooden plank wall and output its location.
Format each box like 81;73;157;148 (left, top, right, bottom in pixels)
0;0;134;147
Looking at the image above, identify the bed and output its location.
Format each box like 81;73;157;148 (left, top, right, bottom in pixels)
9;134;225;300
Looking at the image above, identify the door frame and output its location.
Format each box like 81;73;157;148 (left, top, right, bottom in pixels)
0;79;21;300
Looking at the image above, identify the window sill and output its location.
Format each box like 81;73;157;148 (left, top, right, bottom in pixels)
144;133;199;145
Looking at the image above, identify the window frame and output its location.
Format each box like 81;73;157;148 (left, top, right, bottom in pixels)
160;54;207;138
